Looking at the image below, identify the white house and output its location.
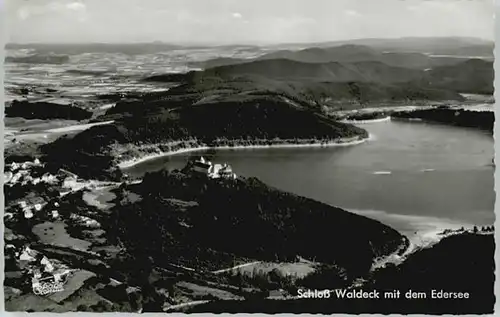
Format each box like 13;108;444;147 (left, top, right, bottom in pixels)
24;208;34;219
4;171;13;183
41;256;55;273
19;246;37;261
10;162;20;171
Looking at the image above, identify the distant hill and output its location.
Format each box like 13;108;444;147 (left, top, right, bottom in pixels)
140;73;464;111
147;55;492;96
255;44;453;69
6;37;493;57
188;57;250;69
289;81;464;105
5;54;70;64
422;59;494;94
258;45;380;63
360;37;494;57
171;59;425;84
5;42;182;55
188;43;491;71
276;37;494;57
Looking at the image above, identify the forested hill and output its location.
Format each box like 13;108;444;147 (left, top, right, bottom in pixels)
41;89;368;180
189;41;493;70
196;59;423;83
421;59;494;94
147;56;492;96
111;169;409;276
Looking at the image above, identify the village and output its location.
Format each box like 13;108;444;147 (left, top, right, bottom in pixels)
4;158;118;303
4;158;116;220
3;153;245;310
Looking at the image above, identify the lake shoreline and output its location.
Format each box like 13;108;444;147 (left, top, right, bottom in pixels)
341;116;392;124
118;135;371;169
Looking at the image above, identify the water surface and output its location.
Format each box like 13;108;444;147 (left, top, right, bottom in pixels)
125;120;495;234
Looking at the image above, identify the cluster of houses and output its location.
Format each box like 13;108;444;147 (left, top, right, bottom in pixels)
5;158;116;223
4;159;79;220
4;159;58;186
4;159;105;298
191;156;237;180
8;244;73;292
12;200;60;220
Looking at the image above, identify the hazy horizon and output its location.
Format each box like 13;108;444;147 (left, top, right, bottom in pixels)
5;0;494;45
4;35;495;47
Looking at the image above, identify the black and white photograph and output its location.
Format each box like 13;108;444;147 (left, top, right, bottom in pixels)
2;0;495;314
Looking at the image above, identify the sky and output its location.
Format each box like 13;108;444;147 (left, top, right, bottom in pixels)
4;0;495;44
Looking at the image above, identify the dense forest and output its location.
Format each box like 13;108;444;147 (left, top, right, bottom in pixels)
105;170;408;278
40;89;368;180
6;100;93;121
391;108;494;133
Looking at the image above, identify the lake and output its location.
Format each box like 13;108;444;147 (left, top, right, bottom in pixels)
123;120;495;236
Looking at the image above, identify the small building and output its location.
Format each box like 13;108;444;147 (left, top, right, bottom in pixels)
24;208;34;219
20;246;37;261
218;163;237;179
4;171;13;183
210;164;223;178
209;163;237;179
41;256;55;273
10;162;20;171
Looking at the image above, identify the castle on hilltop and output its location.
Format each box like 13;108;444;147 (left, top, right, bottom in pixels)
191;156;237;180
